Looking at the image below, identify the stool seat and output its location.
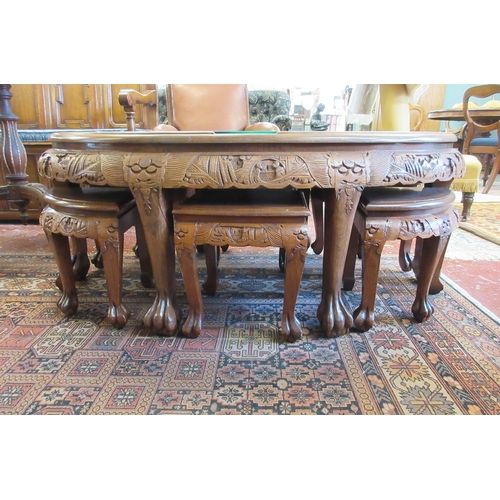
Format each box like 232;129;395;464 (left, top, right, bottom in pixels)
44;187;137;216
358;187;455;214
173;188;310;342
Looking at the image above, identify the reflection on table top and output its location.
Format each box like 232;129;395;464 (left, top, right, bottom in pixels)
47;130;458;146
428;107;500;122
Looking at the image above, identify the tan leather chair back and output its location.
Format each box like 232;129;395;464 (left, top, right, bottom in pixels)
167;84;250;131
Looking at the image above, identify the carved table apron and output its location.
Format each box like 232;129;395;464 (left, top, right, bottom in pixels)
38;131;464;337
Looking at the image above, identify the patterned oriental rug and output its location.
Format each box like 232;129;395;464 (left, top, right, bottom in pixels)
1;246;500;415
458;201;500;245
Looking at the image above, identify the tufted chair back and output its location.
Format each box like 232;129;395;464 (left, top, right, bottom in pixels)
248;90;292;131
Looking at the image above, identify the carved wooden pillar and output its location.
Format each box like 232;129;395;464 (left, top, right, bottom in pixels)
0;84;46;222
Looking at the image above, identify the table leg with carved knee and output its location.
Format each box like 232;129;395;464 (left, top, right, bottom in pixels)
133;188;180;336
317;188;359;337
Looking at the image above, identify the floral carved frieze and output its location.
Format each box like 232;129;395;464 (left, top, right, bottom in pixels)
40;207;121;248
175;152;370;192
174;222;309;250
37;148;462;196
364;207;460;252
178;154;317;189
38;150;128;187
382;151;464;185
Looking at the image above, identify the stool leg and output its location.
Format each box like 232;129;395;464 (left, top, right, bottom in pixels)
97;228;130;328
91;239;104;269
428;236;448;295
460;192;475;221
279;228;308;342
411;237;446;295
133;213;154;289
175;224;203;338
310;189;324;254
202;244;219;295
412;235;449;322
353;235;385;332
66;237;91;284
44;230;79;317
398;240;413;272
342;224;360;291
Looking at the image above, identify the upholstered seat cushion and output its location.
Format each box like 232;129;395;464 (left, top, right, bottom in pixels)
470;134;498;147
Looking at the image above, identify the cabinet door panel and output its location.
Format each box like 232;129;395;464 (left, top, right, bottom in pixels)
10;84;48;129
48;84;95;129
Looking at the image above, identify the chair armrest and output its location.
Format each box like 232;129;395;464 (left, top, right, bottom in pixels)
118;89;157;131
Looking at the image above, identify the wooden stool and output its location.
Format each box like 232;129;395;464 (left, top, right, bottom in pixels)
343;187;460;332
40;186;153;328
173;188;310;342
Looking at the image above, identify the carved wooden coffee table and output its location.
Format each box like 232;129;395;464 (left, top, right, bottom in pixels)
38;131;464;337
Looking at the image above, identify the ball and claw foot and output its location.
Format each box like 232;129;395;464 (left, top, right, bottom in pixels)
143;294;180;336
107;303;131;329
279;313;303;342
353;306;375;332
57;291;78;317
181;309;203;339
317;295;353;337
411;298;434;323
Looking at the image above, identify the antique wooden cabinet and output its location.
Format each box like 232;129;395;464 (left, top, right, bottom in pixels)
1;84;157;220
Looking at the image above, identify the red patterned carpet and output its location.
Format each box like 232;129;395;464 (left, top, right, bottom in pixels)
458;201;500;245
1;223;499;415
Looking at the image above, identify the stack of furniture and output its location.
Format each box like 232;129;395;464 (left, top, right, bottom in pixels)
156;84;308;342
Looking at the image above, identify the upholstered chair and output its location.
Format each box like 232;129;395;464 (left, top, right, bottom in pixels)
154;86;293;131
156;84;280;133
460;85;500;194
248;90;292;131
